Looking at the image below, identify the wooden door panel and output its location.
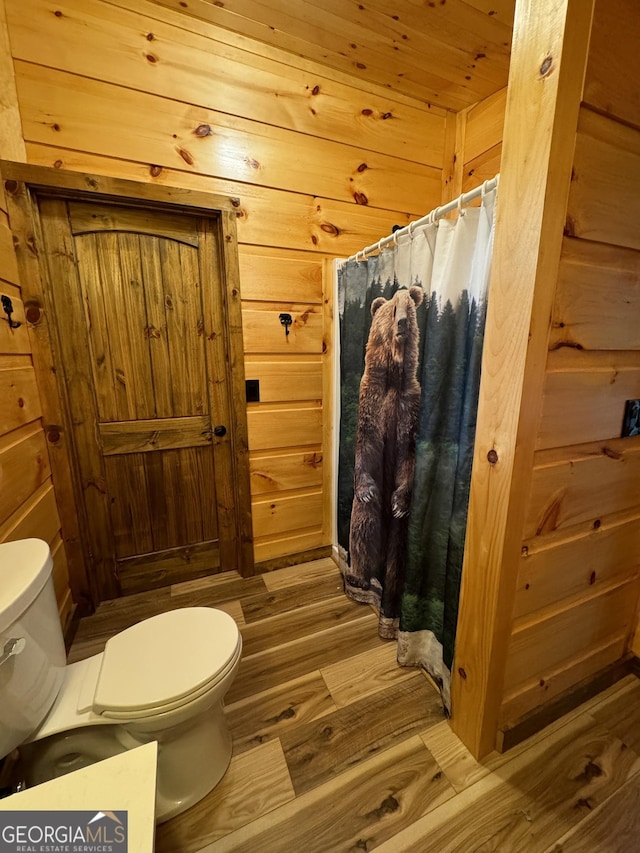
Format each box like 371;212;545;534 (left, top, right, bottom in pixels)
76;231;156;420
158;238;207;417
99;416;211;455
75;232;119;421
36;194;239;597
140;236;174;418
69;200;200;246
104;453;153;558
95;231;152;420
39;198;119;597
117;540;221;595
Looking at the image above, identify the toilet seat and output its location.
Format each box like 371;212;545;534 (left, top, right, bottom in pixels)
92;608;241;719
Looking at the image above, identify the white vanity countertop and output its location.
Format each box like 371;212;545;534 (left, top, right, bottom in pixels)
0;742;158;852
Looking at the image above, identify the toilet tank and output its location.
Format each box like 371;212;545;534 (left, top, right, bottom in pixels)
0;539;67;759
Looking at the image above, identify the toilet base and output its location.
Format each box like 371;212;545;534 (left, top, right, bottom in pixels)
19;701;233;823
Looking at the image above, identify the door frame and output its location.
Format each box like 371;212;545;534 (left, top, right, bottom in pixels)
1;160;255;608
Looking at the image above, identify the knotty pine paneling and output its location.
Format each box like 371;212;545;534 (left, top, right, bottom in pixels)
0;364;41;434
464;88;507;165
524;437;640;540
568;109;640;252
0;422;51;532
1;0;76;624
4;0;449;566
0;479;60;544
499;633;629;727
443;87;504;204
461;88;505;196
250;450;323;496
247;406;323;452
238;249;323;304
500;13;640;729
253;530;326;566
503;580;639;698
244;359;323;403
7;0;446;167
15;62;439;217
515;514;640;620
537;353;640;450
24;144;417;257
550;238;640;351
583;0;640;132
252;490;323;540
242;306;324;355
149;0;512;110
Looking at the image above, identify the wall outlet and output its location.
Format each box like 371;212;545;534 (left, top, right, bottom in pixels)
621;399;640;437
246;379;260;403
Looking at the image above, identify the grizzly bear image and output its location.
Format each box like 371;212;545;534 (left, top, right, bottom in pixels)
346;285;424;627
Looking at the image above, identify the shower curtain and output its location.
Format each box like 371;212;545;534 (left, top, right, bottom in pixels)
337;187;496;711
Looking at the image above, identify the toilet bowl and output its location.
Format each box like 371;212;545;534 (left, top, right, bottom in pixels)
0;538;242;822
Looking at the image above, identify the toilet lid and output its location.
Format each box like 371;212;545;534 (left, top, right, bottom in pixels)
93;607;240;715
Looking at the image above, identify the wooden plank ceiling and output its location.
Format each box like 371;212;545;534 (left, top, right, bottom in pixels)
149;0;516;110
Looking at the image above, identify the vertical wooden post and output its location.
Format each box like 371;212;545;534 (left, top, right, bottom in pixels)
219;209;255;577
321;257;334;549
450;0;595;758
440;109;465;208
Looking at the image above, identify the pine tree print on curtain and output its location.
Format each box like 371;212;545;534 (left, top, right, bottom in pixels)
346;284;425;635
337;187;496;712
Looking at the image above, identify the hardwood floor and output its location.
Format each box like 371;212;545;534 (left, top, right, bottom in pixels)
69;558;640;852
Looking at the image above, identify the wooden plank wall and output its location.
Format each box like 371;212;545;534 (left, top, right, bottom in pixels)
441;87;505;206
2;0;445;570
0;0;74;628
499;0;640;728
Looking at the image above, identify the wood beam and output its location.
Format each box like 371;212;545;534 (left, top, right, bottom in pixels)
450;0;595;758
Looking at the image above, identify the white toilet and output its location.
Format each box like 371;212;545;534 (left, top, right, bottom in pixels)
0;538;242;822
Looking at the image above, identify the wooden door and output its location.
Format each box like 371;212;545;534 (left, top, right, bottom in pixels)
36;197;250;598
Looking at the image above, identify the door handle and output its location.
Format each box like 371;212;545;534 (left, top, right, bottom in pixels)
201;425;227;438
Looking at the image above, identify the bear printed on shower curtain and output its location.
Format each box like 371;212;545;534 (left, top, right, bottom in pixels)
345;285;424;637
337;187;496;712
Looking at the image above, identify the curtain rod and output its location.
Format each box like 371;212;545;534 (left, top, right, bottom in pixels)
346;174;499;263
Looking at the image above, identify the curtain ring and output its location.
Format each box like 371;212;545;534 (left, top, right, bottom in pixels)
407;220;415;240
392;229;400;246
458;195;466;217
432;207;440;227
481;180;488;201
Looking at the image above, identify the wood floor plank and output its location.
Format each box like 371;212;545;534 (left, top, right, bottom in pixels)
419;720;491;794
169;575;267;606
202;736;454;853
225;614;387;704
171;570;243;595
544;769;640;852
321;642;417;707
67;559;640;852
240;573;346;623
225;671;337;755
155;740;295;853
421;676;640;796
589;679;640;754
68;577;262;662
261;556;341;591
280;674;445;796
375;714;640;852
213;599;245;626
239;594;368;657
